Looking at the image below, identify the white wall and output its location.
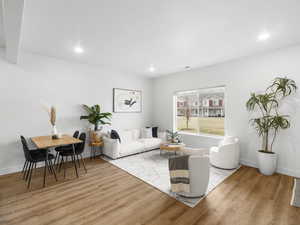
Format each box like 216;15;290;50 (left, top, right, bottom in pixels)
0;49;153;174
153;45;300;177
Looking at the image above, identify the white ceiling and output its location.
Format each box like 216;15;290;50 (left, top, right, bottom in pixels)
12;0;300;76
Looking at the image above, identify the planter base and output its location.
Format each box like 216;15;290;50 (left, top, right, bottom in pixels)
257;151;277;176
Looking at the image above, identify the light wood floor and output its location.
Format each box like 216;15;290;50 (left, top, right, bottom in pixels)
0;159;299;225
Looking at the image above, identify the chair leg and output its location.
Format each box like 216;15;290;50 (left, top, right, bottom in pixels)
58;155;63;172
71;155;77;175
76;154;81;168
43;160;47;187
27;163;34;189
48;160;53;174
62;157;66;179
49;159;58;181
56;154;60;171
21;161;27;174
34;163;37;175
25;162;32;181
22;161;28;179
54;152;59;165
80;154;87;173
47;162;52;174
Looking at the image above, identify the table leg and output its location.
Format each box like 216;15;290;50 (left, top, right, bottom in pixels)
72;144;79;178
90;146;93;160
43;149;49;187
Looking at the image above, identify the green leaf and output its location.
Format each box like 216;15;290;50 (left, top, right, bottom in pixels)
80;104;112;127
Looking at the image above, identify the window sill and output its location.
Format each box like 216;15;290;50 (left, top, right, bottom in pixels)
178;131;224;139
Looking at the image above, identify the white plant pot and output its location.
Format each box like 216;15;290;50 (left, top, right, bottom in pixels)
257;151;277;176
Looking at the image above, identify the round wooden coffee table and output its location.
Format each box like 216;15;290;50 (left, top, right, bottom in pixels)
160;143;185;156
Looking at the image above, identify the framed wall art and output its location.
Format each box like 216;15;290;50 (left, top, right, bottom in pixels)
113;88;142;113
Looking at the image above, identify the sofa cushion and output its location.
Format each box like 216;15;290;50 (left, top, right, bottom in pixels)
139;138;162;150
132;129;141;140
141;128;152;138
119;141;144;156
146;127;159;138
118;130;133;144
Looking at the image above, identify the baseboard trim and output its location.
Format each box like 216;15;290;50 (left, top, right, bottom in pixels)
0;165;23;176
0;154;93;176
240;158;300;178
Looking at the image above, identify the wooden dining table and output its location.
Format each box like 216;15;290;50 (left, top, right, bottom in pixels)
31;134;82;187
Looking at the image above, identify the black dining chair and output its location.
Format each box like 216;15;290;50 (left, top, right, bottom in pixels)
20;136;57;188
57;132;87;178
20;137;49;179
54;130;79;165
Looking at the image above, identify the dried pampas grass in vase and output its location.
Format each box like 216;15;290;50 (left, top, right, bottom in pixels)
43;105;58;139
50;106;59;139
41;103;60;139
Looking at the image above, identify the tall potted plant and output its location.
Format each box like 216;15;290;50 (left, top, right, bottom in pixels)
80;104;112;131
246;77;297;175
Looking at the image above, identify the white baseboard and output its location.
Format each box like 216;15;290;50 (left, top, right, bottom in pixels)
0;153;92;176
240;159;257;168
0;165;23;176
240;158;300;178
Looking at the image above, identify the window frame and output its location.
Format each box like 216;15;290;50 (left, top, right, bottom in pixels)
173;86;225;137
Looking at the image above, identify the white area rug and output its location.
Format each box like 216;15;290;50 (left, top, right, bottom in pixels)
102;150;239;207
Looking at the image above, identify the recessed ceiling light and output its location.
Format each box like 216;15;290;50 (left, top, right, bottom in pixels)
257;32;270;41
149;65;156;72
74;45;84;54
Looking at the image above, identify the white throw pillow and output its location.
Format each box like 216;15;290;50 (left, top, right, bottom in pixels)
132;129;141;140
118;130;133;144
141;128;152;138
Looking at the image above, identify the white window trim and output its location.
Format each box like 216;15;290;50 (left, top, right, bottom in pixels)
178;131;224;139
173;86;225;137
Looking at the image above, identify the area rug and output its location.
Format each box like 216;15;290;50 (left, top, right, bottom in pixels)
102;150;239;207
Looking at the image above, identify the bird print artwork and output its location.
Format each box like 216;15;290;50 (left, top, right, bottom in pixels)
113;88;141;112
124;98;137;107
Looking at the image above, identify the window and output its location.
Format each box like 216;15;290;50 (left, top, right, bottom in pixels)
174;86;225;136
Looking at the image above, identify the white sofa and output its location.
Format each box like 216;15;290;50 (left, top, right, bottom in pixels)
103;129;166;159
210;136;240;169
174;155;210;198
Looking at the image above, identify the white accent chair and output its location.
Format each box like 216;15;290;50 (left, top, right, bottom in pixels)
210;136;240;169
176;155;210;198
170;154;210;198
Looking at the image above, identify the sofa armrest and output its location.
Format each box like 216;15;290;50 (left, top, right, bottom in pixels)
103;137;120;159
